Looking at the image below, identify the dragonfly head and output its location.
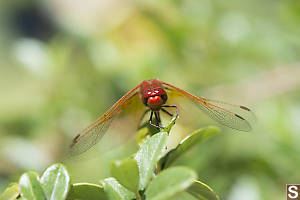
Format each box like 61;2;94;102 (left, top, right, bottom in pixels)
142;88;168;110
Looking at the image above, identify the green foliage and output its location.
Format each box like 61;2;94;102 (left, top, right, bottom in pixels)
40;164;70;200
134;114;177;191
159;126;220;169
19;171;46;200
110;158;140;193
187;181;220;200
135;132;168;191
15;164;70;200
67;183;106;200
145;167;197;200
1;117;220;200
102;178;136;200
0;183;20;200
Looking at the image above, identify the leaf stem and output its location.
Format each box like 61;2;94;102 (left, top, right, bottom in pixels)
135;191;142;200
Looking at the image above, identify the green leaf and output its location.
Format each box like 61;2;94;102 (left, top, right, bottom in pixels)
40;163;70;200
136;122;159;143
110;158;139;193
101;178;135;200
159;126;220;169
145;167;197;200
172;192;199;200
160;114;178;134
186;180;219;200
0;183;20;200
19;171;46;200
135;132;168;190
67;183;107;200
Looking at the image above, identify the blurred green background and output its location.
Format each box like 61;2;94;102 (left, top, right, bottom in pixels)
1;0;300;199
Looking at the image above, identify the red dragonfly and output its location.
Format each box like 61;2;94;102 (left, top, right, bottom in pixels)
69;79;254;156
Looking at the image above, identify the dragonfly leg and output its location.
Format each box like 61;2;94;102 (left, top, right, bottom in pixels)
137;109;150;129
154;111;161;124
161;108;173;116
161;105;178;118
149;111;166;130
149;111;159;129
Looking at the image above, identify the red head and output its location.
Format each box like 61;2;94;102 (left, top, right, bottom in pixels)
142;88;168;109
141;80;168;110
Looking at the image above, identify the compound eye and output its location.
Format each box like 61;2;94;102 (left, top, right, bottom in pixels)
161;94;167;102
147;96;163;107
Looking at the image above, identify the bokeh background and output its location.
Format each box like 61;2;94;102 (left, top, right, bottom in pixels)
1;0;300;199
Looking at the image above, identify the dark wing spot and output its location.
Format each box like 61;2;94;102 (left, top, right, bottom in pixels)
70;134;81;148
240;106;251;111
235;114;245;120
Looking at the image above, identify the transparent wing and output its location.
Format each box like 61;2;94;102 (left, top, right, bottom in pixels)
161;81;254;132
68;84;142;157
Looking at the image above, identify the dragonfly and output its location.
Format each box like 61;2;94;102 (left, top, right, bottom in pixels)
69;79;254;156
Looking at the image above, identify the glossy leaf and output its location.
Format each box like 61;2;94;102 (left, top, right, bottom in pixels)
159;126;220;169
110;158;139;192
40;163;70;200
160;114;178;133
0;183;20;200
19;171;46;200
135;132;168;190
102;177;135;200
145;167;197;200
67;183;107;200
172;192;199;200
136;122;159;143
186;180;219;200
